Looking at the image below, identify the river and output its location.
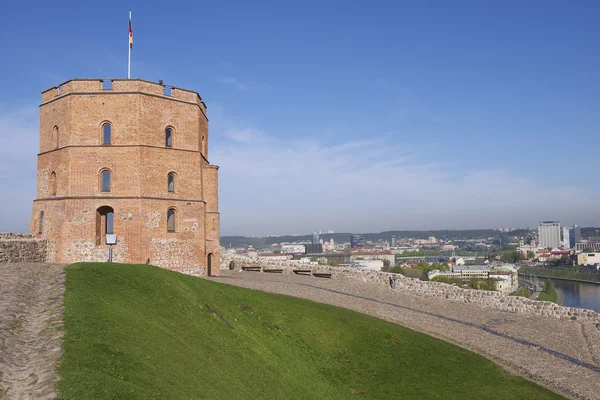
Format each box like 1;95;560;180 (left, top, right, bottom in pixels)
550;278;600;312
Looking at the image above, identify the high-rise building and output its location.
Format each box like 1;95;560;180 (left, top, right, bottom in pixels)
391;235;396;247
562;227;572;249
538;221;561;249
573;225;582;244
500;232;509;245
351;234;365;249
312;232;320;245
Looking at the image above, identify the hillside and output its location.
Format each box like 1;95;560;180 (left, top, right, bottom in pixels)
222;229;521;248
58;263;563;399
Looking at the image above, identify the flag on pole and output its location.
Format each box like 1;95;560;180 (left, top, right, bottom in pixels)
129;11;133;49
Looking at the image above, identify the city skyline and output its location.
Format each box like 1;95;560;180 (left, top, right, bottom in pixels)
1;1;599;236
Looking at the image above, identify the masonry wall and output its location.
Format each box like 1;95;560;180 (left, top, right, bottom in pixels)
219;253;600;323
32;79;219;275
0;234;47;264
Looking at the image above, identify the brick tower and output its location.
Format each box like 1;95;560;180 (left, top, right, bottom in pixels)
30;79;220;276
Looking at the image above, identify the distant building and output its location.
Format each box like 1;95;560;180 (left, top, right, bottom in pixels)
577;253;600;268
538;221;561;249
573;225;582;244
391;235;396;247
305;243;323;254
351;234;365;249
281;244;306;254
575;238;600;251
312;232;320;245
562;227;572;249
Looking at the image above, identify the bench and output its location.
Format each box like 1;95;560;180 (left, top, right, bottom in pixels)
263;268;284;273
293;269;312;276
312;272;332;279
241;266;262;272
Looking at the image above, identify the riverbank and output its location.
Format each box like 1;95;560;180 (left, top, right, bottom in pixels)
537;278;558;303
518;267;600;285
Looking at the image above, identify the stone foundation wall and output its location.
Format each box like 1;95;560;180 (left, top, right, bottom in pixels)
0;234;48;264
220;253;600;323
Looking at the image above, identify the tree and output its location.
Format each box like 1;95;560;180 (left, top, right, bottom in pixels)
527;251;536;260
542;277;554;294
469;277;479;289
382;259;391;269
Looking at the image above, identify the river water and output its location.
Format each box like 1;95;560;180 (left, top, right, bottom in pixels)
551;278;600;312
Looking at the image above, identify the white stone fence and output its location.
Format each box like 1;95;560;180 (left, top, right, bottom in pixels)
220;253;600;323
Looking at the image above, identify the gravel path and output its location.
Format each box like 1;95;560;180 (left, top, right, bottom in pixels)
0;263;65;400
212;270;600;400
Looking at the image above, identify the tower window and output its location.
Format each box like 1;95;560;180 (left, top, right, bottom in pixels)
101;80;113;90
96;206;114;245
168;172;175;193
164;86;172;96
165;128;173;147
167;208;176;232
102;123;112;144
53;126;59;149
101;170;111;192
38;211;44;234
49;172;56;196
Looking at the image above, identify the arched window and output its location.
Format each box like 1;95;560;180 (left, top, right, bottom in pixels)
49;172;56;196
38;211;44;234
168;172;175;193
96;206;114;245
100;170;111;192
167;208;176;232
102;123;112;145
165;128;173;147
53;126;59;149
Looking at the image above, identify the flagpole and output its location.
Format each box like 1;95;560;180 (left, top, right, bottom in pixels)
128;10;131;79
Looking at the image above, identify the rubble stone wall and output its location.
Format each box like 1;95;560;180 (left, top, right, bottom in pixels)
0;234;48;264
220;253;600;323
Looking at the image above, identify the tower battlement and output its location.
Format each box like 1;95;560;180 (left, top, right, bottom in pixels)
41;78;207;112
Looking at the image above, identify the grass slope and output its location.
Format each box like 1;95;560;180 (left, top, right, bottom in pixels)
58;263;563;399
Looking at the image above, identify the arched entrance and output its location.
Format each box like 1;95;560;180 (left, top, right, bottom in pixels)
207;253;213;276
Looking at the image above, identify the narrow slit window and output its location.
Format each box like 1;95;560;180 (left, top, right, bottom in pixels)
103;123;112;144
167;208;176;232
38;211;44;234
168;173;175;193
53;126;59;148
49;172;56;196
165;128;173;147
101;170;111;192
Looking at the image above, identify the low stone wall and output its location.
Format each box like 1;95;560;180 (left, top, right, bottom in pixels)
220;254;600;323
0;233;48;264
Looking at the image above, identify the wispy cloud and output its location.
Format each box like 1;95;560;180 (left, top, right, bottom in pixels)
217;76;270;91
211;123;600;235
0;106;39;233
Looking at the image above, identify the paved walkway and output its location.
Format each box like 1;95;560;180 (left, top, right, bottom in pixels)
212;270;600;400
0;263;65;400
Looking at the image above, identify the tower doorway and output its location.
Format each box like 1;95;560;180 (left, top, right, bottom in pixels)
207;253;213;276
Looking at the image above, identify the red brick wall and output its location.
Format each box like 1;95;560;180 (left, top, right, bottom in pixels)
32;79;219;274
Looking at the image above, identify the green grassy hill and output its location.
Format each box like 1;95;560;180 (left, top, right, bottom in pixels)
58;263;563;399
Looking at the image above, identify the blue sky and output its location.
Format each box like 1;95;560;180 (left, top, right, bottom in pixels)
1;0;599;235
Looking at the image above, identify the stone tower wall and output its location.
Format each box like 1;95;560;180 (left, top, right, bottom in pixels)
32;79;219;275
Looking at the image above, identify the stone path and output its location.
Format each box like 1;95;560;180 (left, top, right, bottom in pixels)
0;263;65;400
212;270;600;400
